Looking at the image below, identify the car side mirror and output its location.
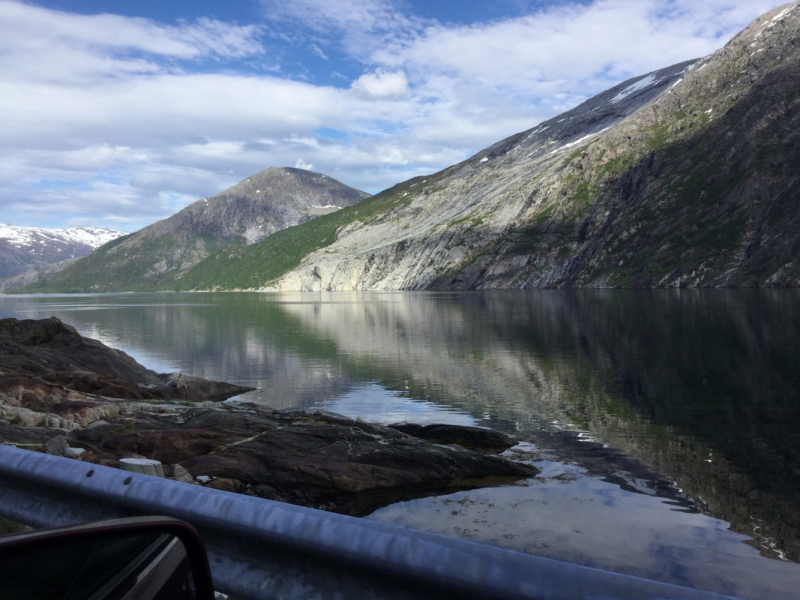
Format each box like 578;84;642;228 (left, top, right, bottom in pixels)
0;516;215;600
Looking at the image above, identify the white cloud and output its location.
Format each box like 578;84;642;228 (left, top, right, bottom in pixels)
262;0;410;36
309;44;329;60
0;1;264;85
295;159;314;170
351;70;409;99
0;0;790;230
370;0;785;104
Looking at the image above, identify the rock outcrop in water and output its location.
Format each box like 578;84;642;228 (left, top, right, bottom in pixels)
389;423;517;453
70;405;532;516
0;317;537;516
0;317;252;401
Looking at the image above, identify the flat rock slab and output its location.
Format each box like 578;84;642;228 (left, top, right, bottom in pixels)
73;406;539;516
0;422;67;446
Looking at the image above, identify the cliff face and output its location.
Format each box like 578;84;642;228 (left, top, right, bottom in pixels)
21;168;369;293
252;3;799;292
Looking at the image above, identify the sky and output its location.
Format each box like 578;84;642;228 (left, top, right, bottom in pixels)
0;0;791;231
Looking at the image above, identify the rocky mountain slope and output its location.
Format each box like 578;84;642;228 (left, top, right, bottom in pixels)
0;224;123;280
0;258;79;294
21;168;369;292
162;3;799;292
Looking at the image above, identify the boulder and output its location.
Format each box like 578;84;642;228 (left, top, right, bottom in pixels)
205;478;243;493
165;463;194;484
45;435;69;456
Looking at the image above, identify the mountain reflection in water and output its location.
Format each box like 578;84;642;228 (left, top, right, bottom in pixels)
2;290;800;596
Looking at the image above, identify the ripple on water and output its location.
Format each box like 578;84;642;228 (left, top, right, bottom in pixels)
316;382;478;426
367;450;800;600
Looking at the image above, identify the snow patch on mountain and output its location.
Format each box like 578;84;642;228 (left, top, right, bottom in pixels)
610;74;660;103
0;224;124;251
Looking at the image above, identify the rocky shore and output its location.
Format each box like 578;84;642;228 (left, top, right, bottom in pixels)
0;317;537;516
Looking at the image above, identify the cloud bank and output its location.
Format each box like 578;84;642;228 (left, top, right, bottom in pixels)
0;0;789;230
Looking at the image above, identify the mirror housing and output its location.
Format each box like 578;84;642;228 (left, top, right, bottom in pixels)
0;516;215;600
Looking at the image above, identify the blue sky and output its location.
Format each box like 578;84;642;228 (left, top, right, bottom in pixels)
0;0;790;231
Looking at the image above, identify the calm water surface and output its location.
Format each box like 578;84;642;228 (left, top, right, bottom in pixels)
2;290;799;598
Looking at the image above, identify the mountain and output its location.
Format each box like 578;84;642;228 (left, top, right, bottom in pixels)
20;167;369;292
0;258;80;294
160;3;799;292
0;224;124;280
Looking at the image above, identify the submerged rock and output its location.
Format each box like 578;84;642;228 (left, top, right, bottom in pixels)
388;423;517;453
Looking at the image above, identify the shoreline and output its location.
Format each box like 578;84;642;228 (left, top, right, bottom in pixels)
0;316;537;516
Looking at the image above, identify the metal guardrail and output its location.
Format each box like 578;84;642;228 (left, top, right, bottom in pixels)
0;445;740;600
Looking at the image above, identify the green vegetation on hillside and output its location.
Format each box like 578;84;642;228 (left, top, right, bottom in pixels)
173;176;427;290
502;65;800;289
19;233;243;293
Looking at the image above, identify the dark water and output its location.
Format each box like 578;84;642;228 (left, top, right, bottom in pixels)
2;290;800;598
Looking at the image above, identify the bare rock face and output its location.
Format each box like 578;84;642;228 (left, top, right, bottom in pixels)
0;258;79;293
146;167;369;244
21;167;369;292
0;239;39;282
253;4;800;292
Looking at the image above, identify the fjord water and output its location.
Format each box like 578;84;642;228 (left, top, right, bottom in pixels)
2;290;800;598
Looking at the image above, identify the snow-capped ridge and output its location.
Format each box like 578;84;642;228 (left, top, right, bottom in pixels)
0;224;127;279
0;224;124;250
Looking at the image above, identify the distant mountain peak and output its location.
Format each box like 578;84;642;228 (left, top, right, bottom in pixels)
19;168;370;292
0;224;126;280
0;224;124;251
